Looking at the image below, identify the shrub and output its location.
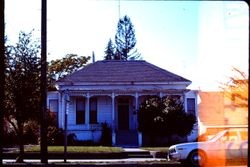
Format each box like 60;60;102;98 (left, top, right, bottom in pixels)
47;126;64;145
138;95;197;146
100;122;112;146
23;120;39;144
67;133;77;145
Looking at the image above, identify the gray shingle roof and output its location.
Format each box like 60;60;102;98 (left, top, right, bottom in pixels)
57;60;191;83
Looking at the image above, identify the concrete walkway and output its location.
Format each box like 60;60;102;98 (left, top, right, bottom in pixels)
123;148;149;152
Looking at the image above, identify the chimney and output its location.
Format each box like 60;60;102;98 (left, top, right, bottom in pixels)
92;51;95;63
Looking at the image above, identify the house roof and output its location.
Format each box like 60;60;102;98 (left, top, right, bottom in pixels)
57;60;191;84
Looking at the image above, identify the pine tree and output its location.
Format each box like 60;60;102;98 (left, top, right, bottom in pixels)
115;15;141;60
104;39;115;60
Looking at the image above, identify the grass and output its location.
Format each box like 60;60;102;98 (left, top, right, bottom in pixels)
24;145;124;153
13;145;168;154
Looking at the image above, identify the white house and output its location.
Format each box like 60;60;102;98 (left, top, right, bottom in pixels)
47;60;198;146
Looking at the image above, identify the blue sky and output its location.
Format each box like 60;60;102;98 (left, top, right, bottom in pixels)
5;0;249;91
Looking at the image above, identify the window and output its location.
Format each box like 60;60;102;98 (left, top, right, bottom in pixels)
76;98;85;124
90;98;97;124
49;99;58;126
49;99;58;112
187;98;195;115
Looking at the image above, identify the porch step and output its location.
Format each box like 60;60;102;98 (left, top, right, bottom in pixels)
126;151;153;158
124;148;153;158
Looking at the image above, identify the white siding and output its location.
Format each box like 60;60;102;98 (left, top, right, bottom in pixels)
47;91;59;112
67;97;76;126
70;130;102;142
97;96;112;125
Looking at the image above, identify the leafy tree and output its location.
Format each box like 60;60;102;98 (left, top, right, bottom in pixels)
4;31;90;162
104;39;115;60
220;67;248;108
115;15;141;60
138;95;196;145
48;54;90;90
4;31;41;162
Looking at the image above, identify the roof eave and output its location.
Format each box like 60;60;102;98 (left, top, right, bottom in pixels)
56;81;192;87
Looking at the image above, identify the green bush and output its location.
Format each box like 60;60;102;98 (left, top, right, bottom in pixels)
138;95;197;146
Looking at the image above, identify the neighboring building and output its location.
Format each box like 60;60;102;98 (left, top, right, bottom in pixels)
198;91;248;136
47;60;198;146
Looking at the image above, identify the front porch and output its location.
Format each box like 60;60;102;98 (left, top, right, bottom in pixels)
60;91;155;147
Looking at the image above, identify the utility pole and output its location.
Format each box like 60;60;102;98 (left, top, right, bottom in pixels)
64;91;69;163
0;0;5;165
41;0;48;163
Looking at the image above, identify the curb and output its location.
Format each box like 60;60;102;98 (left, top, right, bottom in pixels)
3;152;127;159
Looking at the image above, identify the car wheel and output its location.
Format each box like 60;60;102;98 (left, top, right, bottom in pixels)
187;149;207;167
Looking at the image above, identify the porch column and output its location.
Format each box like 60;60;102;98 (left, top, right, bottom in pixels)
135;92;142;146
85;93;90;128
135;92;139;112
159;92;163;98
111;92;116;145
58;92;63;128
135;92;139;128
183;93;187;113
61;92;66;129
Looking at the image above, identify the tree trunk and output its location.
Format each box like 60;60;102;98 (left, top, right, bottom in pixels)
16;123;24;163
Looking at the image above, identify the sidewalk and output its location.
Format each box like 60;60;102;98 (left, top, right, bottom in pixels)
2;148;180;166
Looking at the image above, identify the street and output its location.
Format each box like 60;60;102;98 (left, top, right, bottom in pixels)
3;158;247;167
3;158;182;167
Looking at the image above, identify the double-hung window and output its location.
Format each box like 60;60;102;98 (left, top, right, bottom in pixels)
76;98;85;124
49;99;58;126
187;98;196;115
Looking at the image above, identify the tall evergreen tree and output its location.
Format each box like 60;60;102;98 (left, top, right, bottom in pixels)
104;39;115;60
115;15;141;60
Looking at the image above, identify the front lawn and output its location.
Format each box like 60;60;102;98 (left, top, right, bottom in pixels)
24;145;124;153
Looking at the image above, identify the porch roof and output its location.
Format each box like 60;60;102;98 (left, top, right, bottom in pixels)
57;60;191;84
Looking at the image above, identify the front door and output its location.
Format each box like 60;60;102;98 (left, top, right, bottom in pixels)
118;101;129;130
